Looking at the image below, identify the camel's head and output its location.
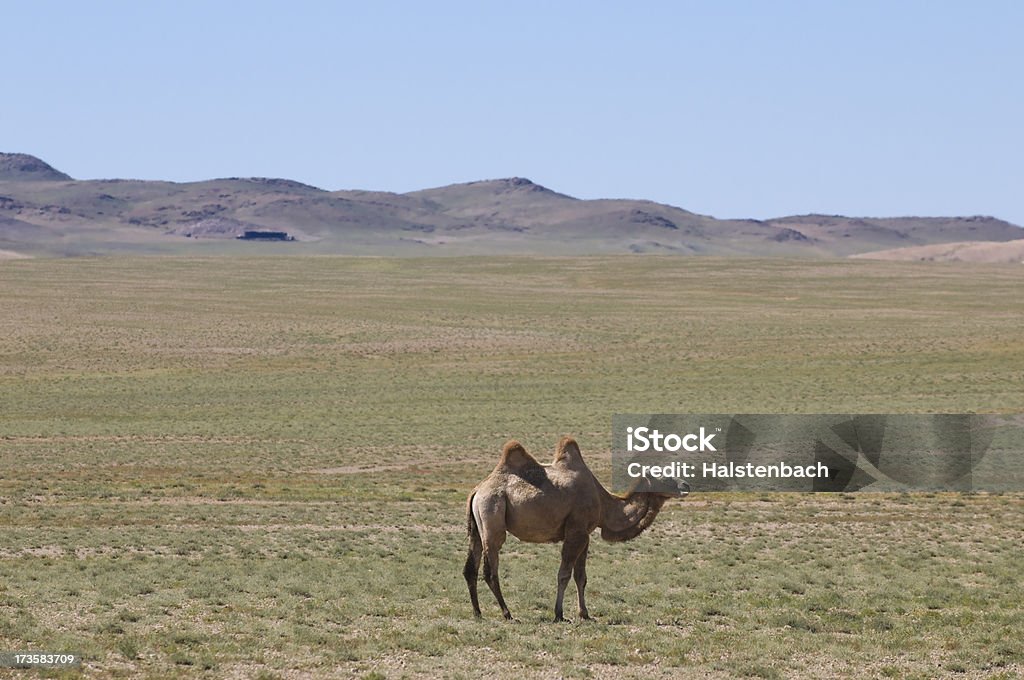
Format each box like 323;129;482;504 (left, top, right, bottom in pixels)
629;476;690;499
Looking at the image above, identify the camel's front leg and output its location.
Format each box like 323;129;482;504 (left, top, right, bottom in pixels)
554;533;589;622
573;539;591;620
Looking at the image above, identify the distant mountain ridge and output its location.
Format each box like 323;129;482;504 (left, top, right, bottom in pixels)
1;153;1021;258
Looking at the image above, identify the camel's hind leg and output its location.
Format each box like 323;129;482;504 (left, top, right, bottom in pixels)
554;531;590;622
573;539;591;620
482;540;511;620
473;492;512;620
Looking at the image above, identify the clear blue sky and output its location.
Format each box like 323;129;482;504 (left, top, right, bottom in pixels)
3;1;1022;225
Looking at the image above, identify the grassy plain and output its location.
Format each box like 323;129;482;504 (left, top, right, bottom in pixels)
0;256;1022;678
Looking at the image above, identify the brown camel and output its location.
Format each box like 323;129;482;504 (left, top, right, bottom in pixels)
464;436;686;622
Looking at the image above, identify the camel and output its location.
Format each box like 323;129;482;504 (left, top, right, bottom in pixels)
464;436;687;622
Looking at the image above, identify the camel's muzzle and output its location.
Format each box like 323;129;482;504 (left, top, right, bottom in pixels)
671;478;691;498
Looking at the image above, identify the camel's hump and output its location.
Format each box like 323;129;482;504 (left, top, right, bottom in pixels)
552;436;587;468
498;440;543;470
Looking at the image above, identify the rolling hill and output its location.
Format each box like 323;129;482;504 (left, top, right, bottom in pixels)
0;153;72;181
853;239;1024;263
1;152;1021;257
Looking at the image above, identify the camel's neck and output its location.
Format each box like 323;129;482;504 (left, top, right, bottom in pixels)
598;490;667;542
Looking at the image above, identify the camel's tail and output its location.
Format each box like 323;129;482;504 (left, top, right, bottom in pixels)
464;492;483;582
464;491;486;617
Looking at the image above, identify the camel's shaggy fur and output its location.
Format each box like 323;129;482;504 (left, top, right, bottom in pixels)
464;436;685;621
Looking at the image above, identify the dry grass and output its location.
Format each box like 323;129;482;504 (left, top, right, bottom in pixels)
0;256;1022;678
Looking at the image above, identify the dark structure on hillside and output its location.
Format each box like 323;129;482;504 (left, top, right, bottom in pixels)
236;230;295;241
